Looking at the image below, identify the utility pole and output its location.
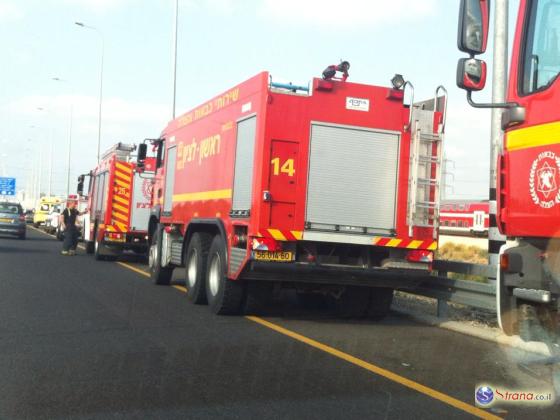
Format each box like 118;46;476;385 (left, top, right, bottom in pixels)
488;0;509;273
172;0;179;119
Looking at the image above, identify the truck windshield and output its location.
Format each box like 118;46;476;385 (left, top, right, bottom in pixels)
521;0;560;94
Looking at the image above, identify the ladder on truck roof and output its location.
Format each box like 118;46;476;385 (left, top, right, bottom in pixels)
101;142;136;162
407;86;447;239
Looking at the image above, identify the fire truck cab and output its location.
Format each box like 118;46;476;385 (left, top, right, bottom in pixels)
142;69;447;316
80;143;154;261
457;0;560;340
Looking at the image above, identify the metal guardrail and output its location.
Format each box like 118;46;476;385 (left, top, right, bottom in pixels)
400;260;497;317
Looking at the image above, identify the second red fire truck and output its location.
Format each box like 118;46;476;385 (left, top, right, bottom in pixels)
138;66;448;317
79;143;154;261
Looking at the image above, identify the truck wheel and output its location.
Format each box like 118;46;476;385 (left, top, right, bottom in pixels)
185;232;212;304
243;282;274;315
94;234;106;261
149;226;172;285
332;286;370;318
366;288;394;320
205;235;244;315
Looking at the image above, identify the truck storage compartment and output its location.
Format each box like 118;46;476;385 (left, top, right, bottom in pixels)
306;123;400;235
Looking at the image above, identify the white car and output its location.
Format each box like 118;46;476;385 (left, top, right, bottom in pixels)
44;204;62;236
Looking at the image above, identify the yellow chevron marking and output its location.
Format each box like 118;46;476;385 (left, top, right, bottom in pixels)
428;242;438;251
173;189;232;202
290;231;303;240
268;229;287;241
115;221;128;231
115;171;132;183
115;179;131;189
105;225;116;232
407;240;424;249
115;162;133;174
386;239;403;247
113;203;129;214
113;195;129;206
113;212;128;223
371;237;381;245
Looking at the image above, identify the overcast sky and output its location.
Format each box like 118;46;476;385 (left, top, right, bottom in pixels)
0;0;520;200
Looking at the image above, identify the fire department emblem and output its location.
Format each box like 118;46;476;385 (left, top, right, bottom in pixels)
529;151;560;209
142;179;153;201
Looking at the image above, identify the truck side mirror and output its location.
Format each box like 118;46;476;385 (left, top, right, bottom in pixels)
137;143;147;166
458;0;490;55
77;175;85;196
457;58;487;91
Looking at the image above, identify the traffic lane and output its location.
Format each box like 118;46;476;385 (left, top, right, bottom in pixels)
123;257;555;418
1;229;472;419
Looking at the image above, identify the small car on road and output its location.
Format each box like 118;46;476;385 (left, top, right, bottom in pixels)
0;202;26;240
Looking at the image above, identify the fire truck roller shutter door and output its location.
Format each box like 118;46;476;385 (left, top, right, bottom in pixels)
164;146;177;214
306;123;400;234
232;115;257;212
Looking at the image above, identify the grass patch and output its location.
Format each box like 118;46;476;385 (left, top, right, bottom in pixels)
436;243;489;282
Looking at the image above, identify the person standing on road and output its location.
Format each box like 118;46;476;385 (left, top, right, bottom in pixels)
60;198;87;256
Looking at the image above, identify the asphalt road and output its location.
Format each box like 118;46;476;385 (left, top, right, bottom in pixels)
0;228;557;419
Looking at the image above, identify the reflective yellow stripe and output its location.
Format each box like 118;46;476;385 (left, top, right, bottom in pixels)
113;203;129;214
268;229;287;241
506;121;560;151
291;230;303;240
428;242;438;251
386;239;403;247
115;179;130;189
113;212;128;223
105;225;116;232
115;171;132;183
115;221;128;231
113;195;128;205
173;189;232;202
407;240;424;249
371;237;381;245
115;162;133;174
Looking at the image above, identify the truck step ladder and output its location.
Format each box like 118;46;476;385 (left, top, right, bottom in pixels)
408;86;447;238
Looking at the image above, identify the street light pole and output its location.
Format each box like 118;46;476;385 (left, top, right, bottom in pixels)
75;21;104;163
172;0;179;119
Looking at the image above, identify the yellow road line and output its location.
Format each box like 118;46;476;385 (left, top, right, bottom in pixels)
116;262;150;278
245;316;501;420
173;285;187;293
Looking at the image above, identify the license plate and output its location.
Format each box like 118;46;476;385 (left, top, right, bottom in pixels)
253;251;293;262
0;218;12;223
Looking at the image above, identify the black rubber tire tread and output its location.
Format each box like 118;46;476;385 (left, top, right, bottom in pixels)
150;226;173;285
94;233;106;261
185;232;213;304
333;286;370;318
366;288;394;320
206;235;244;315
243;281;274;315
85;241;95;254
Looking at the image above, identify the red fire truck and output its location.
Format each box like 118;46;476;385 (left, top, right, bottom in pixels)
139;68;447;316
439;200;489;237
79;143;154;261
457;0;560;338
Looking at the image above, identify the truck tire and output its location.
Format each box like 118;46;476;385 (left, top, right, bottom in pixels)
332;286;370;318
149;225;172;285
205;235;244;315
185;232;212;304
94;234;106;261
243;282;274;315
366;288;394;320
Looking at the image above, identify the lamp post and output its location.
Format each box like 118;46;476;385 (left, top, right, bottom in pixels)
36;107;54;197
75;21;104;163
172;0;179;119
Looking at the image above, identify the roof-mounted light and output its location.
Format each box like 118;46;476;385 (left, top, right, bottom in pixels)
391;74;405;90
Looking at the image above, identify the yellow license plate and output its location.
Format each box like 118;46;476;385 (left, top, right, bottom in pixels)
253;251;293;262
0;218;12;223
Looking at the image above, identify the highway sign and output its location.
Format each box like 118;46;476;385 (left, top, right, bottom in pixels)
0;177;16;196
